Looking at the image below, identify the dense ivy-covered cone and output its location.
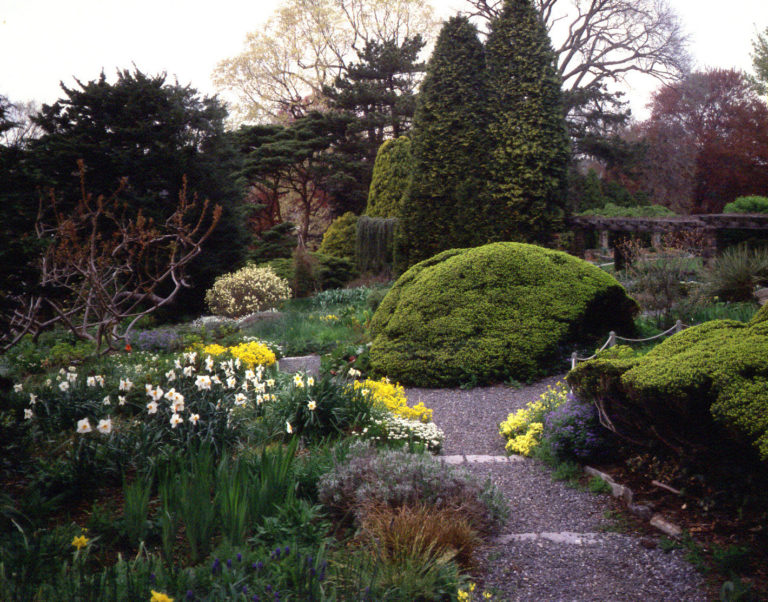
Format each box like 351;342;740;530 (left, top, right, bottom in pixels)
568;303;768;464
318;212;359;258
486;0;570;244
396;16;490;272
366;137;412;218
370;242;637;387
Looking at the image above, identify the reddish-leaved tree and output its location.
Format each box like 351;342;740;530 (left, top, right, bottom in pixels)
640;69;768;213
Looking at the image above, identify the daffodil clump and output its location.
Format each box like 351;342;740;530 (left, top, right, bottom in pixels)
353;378;433;423
199;341;277;368
499;381;569;456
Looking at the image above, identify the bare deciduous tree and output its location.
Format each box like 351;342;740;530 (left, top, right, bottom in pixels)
465;0;690;100
2;161;221;353
214;0;437;123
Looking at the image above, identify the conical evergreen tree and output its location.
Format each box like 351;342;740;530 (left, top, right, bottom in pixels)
486;0;570;244
396;16;490;271
366;136;412;218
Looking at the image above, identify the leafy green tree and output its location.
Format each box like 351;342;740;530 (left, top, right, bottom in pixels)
486;0;570;244
751;26;768;94
579;168;605;212
26;69;251;310
366;136;412;218
322;36;425;214
396;16;490;270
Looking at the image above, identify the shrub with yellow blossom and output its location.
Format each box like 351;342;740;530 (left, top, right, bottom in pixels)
200;341;276;368
499;381;569;456
205;264;291;319
353;378;433;423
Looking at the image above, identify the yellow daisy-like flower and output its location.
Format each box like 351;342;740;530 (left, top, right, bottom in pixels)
72;535;89;550
150;591;174;602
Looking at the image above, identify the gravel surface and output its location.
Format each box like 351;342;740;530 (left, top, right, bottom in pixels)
405;381;708;601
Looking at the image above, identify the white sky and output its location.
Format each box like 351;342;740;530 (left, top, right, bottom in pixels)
1;0;767;121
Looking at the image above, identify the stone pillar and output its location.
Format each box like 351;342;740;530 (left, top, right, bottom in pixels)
599;230;610;251
651;232;663;250
572;227;586;257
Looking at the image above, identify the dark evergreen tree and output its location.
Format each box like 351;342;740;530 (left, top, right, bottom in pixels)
26;69;251;311
486;0;570;244
366;136;412;218
396;16;490;270
322;36;425;214
580;168;605;211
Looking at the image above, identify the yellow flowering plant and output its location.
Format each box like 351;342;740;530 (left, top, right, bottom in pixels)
198;341;277;368
499;381;569;456
353;378;433;423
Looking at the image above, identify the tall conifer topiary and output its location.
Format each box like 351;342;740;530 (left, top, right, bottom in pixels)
396;16;489;271
486;0;570;244
366;136;412;218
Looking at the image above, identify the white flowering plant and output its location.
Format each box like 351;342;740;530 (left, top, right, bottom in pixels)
205;265;291;319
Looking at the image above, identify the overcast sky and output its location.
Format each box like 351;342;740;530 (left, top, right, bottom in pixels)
1;0;767;121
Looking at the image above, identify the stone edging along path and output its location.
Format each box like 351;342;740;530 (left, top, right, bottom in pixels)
409;381;708;601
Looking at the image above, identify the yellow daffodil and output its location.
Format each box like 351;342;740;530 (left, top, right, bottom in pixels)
150;591;174;602
72;535;89;550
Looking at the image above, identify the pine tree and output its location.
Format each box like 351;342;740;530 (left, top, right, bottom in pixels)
366;136;412;218
396;16;490;270
486;0;570;244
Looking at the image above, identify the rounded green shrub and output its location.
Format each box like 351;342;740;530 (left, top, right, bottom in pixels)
205;265;291;318
723;195;768;214
369;242;638;387
318;212;358;259
569;309;768;463
366;137;412;218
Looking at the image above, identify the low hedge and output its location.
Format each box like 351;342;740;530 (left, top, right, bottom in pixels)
568;303;768;462
369;242;637;387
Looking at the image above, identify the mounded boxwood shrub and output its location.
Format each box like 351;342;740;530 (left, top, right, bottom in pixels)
723;195;768;214
568;303;768;462
318;212;358;259
369;242;638;387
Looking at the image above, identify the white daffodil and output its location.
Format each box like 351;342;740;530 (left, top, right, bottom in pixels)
13;384;23;393
183;365;195;377
45;379;52;387
119;378;134;392
165;370;176;382
286;421;293;434
77;418;92;433
102;395;111;405
234;393;247;406
307;400;317;411
348;368;361;378
170;413;183;428
190;413;200;425
241;380;249;392
86;376;96;387
255;382;266;393
195;375;212;391
149;387;164;402
205;356;214;372
164;388;177;401
171;399;185;413
24;408;33;419
59;381;70;392
234;357;241;369
146;401;159;414
97;417;112;435
29;393;37;405
95;375;105;387
68;366;76;373
293;374;304;388
174;358;182;370
211;375;222;386
118;395;127;406
226;376;236;389
66;372;78;384
245;369;256;381
145;383;153;394
307;376;315;387
256;394;264;405
266;379;275;388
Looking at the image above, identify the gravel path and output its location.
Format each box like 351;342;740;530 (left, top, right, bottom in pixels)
405;379;707;601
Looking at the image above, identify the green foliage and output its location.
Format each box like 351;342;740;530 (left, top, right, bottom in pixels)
366;137;412;218
370;242;637;387
568;311;768;463
579;202;676;217
318;212;359;258
396;16;490;271
356;216;398;274
703;245;768;301
292;246;320;298
262;253;358;296
751;26;768;94
317;443;508;533
723;195;768;214
27;68;251;311
121;474;152;548
587;476;612;494
486;0;570;245
579;169;606;212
